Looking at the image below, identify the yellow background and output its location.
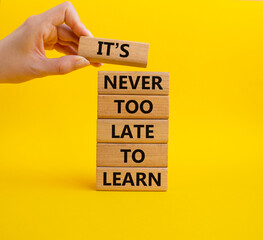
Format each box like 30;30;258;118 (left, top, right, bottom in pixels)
0;0;262;239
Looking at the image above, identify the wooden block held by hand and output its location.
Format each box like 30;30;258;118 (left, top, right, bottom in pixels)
78;37;149;67
98;95;169;119
97;119;169;143
97;143;168;167
97;167;168;191
98;71;169;95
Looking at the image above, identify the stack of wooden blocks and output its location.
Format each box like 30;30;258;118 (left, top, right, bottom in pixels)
78;37;169;191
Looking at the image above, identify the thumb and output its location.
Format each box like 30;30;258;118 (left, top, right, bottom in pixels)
41;56;90;76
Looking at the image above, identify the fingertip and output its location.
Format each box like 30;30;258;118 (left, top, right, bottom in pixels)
91;62;103;67
78;22;93;37
75;56;90;69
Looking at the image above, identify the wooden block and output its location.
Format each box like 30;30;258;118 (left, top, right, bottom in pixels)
97;143;168;167
98;71;169;95
98;95;169;119
97;167;167;191
97;119;169;143
78;37;149;67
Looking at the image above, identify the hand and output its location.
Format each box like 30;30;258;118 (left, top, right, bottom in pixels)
0;1;102;83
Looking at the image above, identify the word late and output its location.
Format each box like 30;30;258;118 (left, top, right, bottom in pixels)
78;37;149;67
97;119;169;143
112;124;154;139
96;167;168;191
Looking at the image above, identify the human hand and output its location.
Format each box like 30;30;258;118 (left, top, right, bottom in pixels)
0;1;102;83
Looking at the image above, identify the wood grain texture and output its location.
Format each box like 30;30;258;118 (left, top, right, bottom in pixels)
97;167;167;191
98;71;169;95
97;95;169;119
97;119;169;143
97;143;168;167
78;37;149;67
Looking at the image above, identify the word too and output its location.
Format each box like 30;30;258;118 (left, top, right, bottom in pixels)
114;99;153;114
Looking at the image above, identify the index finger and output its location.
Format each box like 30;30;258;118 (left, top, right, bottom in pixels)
41;1;93;37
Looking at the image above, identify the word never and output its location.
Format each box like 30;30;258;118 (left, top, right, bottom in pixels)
104;75;163;90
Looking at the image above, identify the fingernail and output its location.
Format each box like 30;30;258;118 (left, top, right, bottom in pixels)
96;63;103;67
75;57;90;69
86;29;93;37
81;23;93;37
